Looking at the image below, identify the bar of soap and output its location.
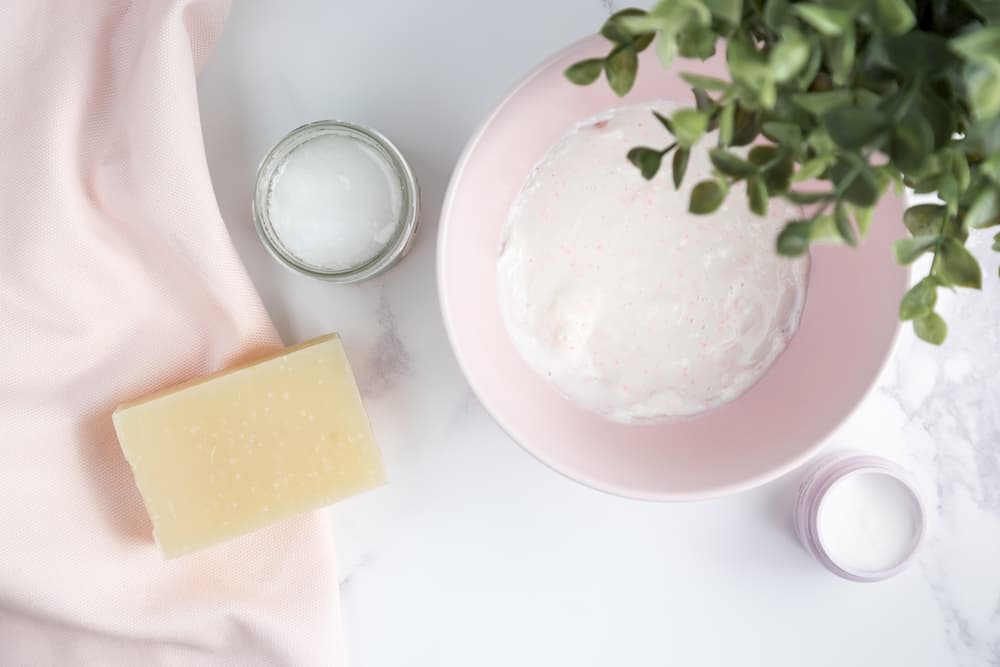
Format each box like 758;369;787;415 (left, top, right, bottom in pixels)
112;334;385;558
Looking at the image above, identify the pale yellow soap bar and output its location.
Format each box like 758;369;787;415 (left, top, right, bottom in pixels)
113;334;385;558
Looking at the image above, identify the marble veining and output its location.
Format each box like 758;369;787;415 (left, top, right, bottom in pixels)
357;288;410;399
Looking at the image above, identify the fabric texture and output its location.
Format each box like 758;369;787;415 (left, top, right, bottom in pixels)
0;1;344;664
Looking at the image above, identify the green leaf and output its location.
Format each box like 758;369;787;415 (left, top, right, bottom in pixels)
828;26;857;86
851;204;874;238
967;117;1000;155
904;204;946;237
855;89;883;109
832;158;880;207
967;187;1000;229
850;170;882;206
565;59;605;86
653;110;674;134
916;90;955;150
873;165;893;198
762;156;794;193
672;147;690;189
731;107;760;146
890;112;934;173
939;174;960;215
965;61;1000;119
835;202;857;246
601;22;631;46
757;79;778;110
633;32;656;52
809;214;841;242
627;147;664;180
748;176;769;215
764;0;791;30
793;90;855;115
656;29;678;67
748;145;779;166
727;32;768;78
793;156;833;182
796;46;825;91
906;174;939;193
944;215;969;241
951;152;972;194
605;47;638;97
951;27;1000;63
830;0;869;15
762;122;803;147
873;0;917;36
692;88;717;114
937;237;983;288
983;155;1000;184
709;148;757;178
777;221;813;256
671;109;710;148
873;33;956;78
899;278;938;321
793;4;852;36
703;0;743;25
964;0;1000;22
601;9;644;44
806;127;837;155
822;107;887;149
893;236;938;264
769;28;811;82
785;190;834;204
680;72;730;91
719;103;735;146
650;0;712;26
993;231;1000;252
914;312;947;344
690;180;726;213
678;25;718;59
618;14;666;34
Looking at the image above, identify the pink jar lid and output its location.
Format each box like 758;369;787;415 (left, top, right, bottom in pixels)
794;452;926;582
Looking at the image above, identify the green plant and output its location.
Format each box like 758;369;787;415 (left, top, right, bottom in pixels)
566;0;1000;344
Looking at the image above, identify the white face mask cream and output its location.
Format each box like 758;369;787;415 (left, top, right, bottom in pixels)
795;454;926;582
495;102;809;423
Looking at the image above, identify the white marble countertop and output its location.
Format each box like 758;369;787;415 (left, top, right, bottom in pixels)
198;2;1000;665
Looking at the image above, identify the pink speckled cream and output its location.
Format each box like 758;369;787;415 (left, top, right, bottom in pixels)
497;102;809;423
437;35;909;500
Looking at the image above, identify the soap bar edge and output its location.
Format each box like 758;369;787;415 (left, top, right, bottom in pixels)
112;333;341;414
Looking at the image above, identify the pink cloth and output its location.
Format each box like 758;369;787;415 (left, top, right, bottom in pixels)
0;1;344;664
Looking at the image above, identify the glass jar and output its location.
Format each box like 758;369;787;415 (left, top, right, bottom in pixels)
794;451;926;582
252;120;419;283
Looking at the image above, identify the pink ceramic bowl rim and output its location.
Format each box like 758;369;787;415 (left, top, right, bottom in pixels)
437;35;909;501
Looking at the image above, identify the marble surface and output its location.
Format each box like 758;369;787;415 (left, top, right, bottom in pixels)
198;2;1000;665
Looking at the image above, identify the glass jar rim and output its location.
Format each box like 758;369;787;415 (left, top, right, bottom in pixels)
794;452;926;582
252;120;420;283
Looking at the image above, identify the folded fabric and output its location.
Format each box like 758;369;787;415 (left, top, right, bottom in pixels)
0;1;344;664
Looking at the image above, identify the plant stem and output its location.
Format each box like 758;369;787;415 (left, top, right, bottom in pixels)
928;209;950;277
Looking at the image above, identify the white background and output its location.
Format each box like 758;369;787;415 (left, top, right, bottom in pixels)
199;2;1000;665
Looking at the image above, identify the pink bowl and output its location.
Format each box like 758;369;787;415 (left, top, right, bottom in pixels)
437;35;908;500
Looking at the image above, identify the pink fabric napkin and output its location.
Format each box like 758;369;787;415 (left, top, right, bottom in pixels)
0;1;345;664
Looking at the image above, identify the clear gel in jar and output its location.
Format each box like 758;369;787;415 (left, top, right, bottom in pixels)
253;120;419;283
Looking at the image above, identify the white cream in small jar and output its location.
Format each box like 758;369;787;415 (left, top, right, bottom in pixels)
253;121;419;283
795;453;926;582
